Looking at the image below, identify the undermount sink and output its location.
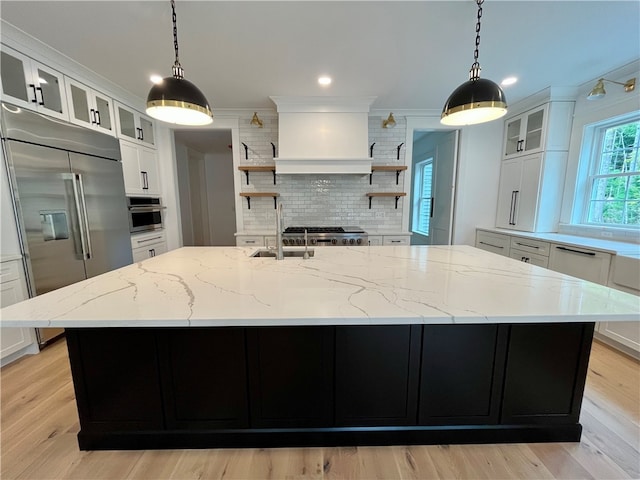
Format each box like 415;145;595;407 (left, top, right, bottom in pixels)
251;249;314;258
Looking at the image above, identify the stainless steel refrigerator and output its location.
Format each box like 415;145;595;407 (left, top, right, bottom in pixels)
1;103;133;345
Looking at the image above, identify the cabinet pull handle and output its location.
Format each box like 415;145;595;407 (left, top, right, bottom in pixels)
509;191;516;225
90;108;96;124
430;197;434;218
479;241;503;249
136;236;163;244
29;84;38;103
390;240;402;243
149;248;156;257
244;240;256;244
515;242;539;249
95;110;101;126
555;245;596;256
36;87;45;106
521;256;530;263
517;139;524;152
141;171;149;190
511;191;519;225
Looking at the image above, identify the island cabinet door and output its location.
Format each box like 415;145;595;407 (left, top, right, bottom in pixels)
335;325;421;426
247;327;334;428
500;323;594;424
157;328;249;429
418;325;508;425
65;329;164;432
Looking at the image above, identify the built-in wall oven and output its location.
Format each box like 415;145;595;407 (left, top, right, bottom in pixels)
127;197;165;233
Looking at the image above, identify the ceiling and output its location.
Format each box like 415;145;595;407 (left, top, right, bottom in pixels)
2;1;639;114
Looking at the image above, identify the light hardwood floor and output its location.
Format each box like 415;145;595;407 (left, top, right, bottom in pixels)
1;338;638;480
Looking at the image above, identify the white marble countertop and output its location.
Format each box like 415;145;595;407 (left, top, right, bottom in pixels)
0;246;638;328
477;227;640;255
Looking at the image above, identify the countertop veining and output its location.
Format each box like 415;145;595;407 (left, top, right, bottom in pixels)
1;246;637;328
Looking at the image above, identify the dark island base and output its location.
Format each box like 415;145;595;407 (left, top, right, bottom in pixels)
78;425;583;451
66;323;594;451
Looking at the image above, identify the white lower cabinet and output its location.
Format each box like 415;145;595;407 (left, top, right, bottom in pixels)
368;236;382;246
475;230;510;257
1;258;38;366
131;231;167;262
382;235;411;246
548;243;611;285
598;255;640;358
509;248;549;268
236;235;267;247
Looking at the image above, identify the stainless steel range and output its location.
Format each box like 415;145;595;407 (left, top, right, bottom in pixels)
282;226;368;246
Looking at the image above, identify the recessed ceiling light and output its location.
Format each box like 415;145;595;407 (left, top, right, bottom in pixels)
501;76;518;86
150;74;164;85
318;76;332;86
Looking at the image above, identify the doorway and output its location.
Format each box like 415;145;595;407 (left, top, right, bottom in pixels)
407;129;459;245
173;130;236;246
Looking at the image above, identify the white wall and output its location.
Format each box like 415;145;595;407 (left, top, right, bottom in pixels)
560;60;640;243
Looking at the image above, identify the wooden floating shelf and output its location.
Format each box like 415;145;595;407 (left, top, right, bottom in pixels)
238;165;277;185
239;192;279;209
370;165;408;185
366;192;406;209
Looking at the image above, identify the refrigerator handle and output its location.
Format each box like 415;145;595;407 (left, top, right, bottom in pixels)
69;173;90;260
76;173;93;260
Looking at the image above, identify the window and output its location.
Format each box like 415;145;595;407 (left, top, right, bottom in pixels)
412;159;433;236
585;119;640;226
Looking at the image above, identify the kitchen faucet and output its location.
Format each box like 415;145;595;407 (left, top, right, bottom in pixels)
275;201;284;260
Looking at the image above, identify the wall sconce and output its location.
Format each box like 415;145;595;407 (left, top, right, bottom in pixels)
587;77;636;100
250;112;264;127
382;113;397;129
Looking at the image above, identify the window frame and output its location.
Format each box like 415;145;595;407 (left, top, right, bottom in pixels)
581;114;640;228
411;157;433;237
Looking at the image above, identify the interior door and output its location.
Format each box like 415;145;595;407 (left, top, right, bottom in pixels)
430;131;458;245
6;141;87;294
68;153;132;278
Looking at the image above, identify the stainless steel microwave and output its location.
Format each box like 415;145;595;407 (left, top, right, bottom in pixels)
127;197;165;233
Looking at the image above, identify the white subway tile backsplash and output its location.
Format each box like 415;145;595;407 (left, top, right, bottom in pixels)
238;112;407;231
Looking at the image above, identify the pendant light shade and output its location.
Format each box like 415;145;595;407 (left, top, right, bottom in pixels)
147;77;213;125
441;78;507;126
441;0;507;126
146;0;213;126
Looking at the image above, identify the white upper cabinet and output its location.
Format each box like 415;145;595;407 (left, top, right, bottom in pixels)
114;101;156;148
502;102;574;159
64;77;116;136
0;45;68;120
120;140;161;196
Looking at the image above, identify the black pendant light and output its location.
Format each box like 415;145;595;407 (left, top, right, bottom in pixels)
441;0;507;126
146;0;213;126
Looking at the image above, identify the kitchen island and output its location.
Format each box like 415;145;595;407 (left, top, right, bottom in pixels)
1;245;638;450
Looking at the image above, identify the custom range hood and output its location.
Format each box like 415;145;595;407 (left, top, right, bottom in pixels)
270;96;376;174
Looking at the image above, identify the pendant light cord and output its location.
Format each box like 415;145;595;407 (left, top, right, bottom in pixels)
171;0;184;79
469;0;483;81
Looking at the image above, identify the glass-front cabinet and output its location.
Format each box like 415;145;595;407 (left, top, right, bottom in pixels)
114;102;156;148
0;45;68;120
65;77;116;136
502;105;547;159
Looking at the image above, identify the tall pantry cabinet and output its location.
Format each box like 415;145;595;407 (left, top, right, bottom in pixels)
495;100;575;232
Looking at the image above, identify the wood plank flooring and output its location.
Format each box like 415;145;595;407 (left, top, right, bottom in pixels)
1;338;638;479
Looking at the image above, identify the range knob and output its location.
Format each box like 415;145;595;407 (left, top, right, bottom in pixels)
297;238;303;245
311;238;317;245
342;238;348;245
356;238;362;245
282;238;289;245
331;239;337;245
349;238;355;245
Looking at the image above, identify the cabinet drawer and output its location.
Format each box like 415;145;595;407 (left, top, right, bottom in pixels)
368;236;382;246
0;260;20;284
510;237;550;257
510;248;549;268
383;235;410;246
237;236;264;247
131;232;167;250
475;231;510;257
548;244;611;285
